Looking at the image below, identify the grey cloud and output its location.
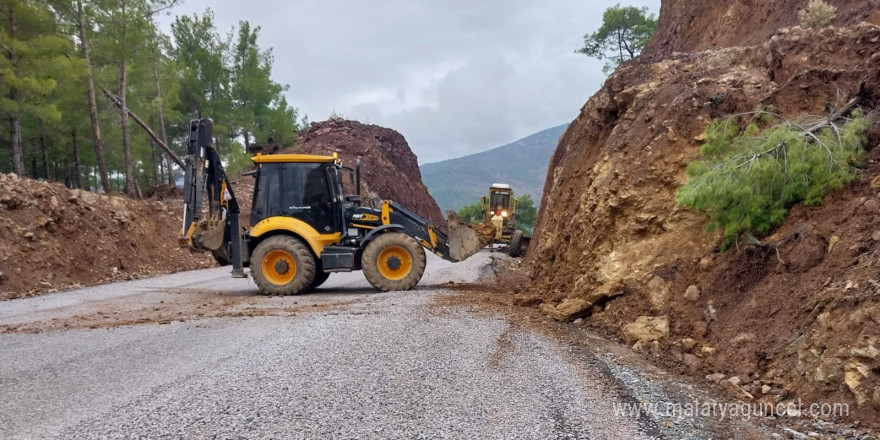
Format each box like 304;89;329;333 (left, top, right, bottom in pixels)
160;0;659;163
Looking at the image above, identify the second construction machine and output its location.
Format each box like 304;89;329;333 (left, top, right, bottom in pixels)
480;183;525;257
179;118;489;295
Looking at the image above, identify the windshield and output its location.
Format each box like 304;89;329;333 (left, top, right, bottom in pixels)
491;192;511;210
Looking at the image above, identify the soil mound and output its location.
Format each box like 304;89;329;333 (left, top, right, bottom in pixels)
0;174;213;299
285;119;445;228
526;9;880;423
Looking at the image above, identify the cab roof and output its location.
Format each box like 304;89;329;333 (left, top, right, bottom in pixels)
251;154;336;164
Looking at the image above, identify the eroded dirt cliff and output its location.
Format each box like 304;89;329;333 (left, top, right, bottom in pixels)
285;119;446;228
526;3;880;424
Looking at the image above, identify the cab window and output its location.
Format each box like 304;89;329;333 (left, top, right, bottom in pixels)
491;192;510;210
251;162;338;233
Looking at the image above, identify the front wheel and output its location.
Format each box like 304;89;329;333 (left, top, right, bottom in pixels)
251;236;316;295
361;232;426;291
508;230;524;258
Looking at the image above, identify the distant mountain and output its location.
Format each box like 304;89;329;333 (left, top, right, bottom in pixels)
421;124;567;213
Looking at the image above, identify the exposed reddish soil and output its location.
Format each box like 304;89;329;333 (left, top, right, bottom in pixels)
525;4;880;426
643;0;880;58
0;174;214;299
285;119;446;228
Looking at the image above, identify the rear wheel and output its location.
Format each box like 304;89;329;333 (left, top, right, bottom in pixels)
251;235;316;295
362;232;426;291
509;230;524;258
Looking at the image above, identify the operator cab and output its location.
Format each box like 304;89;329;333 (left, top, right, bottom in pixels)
485;183;513;220
250;154;347;234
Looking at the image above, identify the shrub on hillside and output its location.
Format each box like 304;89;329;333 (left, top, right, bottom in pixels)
799;0;836;29
676;110;868;247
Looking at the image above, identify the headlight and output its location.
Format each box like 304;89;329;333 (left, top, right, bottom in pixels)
501;210;508;217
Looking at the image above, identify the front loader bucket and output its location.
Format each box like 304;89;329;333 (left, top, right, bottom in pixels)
445;211;496;261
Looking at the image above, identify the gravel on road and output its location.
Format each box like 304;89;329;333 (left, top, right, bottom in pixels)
0;252;684;439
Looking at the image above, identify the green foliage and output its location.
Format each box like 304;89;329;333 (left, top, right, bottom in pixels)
576;3;657;74
230;21;297;148
0;1;302;191
170;9;232;120
799;0;836;29
456;201;485;225
514;194;537;234
677;111;869;247
224;142;253;179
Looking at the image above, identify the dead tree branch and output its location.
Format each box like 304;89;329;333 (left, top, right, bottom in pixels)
101;87;185;168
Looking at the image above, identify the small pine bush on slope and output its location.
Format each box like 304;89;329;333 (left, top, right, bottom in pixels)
676;110;869;247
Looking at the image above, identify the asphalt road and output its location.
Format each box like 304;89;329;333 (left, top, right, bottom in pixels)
0;252;698;439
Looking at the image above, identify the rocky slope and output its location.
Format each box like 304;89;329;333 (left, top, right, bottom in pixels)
644;0;880;56
0;174;213;299
286;119;446;228
526;1;880;424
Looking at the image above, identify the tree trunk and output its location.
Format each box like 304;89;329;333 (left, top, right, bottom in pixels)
157;149;165;184
39;131;49;179
71;129;82;188
118;58;139;198
9;118;23;175
149;115;159;186
76;0;111;193
7;6;24;175
151;55;173;185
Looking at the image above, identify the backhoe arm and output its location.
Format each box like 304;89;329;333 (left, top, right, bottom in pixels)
179;118;245;277
379;201;490;262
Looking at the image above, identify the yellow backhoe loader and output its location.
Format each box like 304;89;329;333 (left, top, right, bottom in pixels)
179;118;491;295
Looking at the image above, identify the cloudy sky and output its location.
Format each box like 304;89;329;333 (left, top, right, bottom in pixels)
159;0;659;164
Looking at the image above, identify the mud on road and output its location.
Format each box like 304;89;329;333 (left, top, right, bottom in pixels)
1;252;870;439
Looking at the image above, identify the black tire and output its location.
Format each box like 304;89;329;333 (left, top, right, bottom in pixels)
509;230;524;258
361;232;426;291
251;235;316;295
211;247;231;266
310;270;330;290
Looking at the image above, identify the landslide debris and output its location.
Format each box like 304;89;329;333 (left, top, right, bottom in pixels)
526;1;880;425
0;174;213;299
285;119;446;228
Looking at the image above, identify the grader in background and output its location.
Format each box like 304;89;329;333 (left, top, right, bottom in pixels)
480;183;525;257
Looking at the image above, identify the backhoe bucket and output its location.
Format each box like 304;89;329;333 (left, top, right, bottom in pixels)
445;211;496;262
193;218;226;251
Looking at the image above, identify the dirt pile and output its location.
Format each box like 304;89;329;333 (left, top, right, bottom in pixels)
286;119;445;228
526;5;880;423
0;174;213;299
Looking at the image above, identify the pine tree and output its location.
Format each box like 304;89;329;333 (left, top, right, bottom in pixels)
677;111;869;246
0;0;71;176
